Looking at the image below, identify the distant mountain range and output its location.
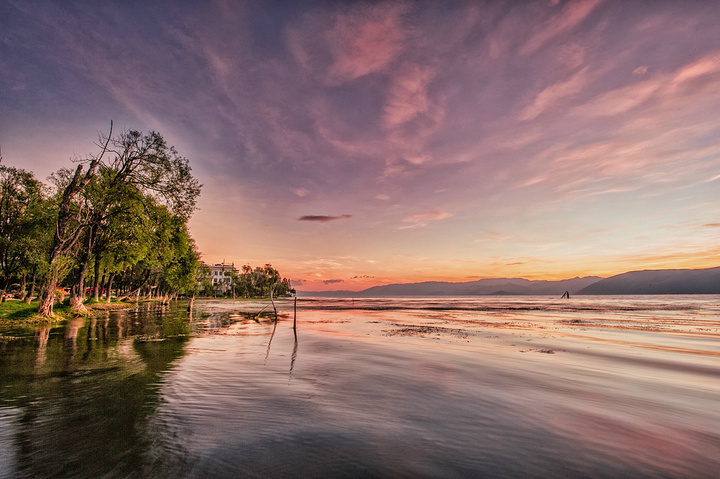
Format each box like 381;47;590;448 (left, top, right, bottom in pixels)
577;266;720;295
298;266;720;297
299;276;601;297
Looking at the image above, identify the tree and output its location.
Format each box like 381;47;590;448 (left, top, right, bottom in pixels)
233;263;293;298
197;263;213;298
37;124;113;317
157;222;201;301
93;188;154;302
63;127;201;313
0;165;49;301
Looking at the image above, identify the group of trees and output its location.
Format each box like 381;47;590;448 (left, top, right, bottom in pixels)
0;165;52;305
0;124;204;317
207;263;294;298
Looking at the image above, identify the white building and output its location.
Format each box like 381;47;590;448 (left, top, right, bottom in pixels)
202;261;239;293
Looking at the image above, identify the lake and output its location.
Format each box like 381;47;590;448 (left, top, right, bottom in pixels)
1;296;719;478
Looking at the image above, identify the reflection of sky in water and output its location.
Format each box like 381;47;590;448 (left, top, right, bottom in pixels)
0;409;18;479
147;296;720;477
0;297;718;477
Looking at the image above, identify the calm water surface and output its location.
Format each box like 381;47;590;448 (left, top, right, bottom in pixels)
1;296;719;478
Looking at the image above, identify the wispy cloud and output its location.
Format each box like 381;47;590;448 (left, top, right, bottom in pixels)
521;0;604;55
383;62;436;128
520;67;589;121
671;52;720;85
327;3;407;83
289;2;408;85
4;1;720;288
400;210;452;229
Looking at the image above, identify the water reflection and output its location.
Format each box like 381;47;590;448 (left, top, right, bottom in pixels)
265;312;279;363
290;323;298;375
290;297;299;374
0;297;719;478
0;303;191;478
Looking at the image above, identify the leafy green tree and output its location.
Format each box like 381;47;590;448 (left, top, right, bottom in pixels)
197;263;213;297
63;127;201;312
0;165;50;301
157;219;200;299
235;264;253;298
233;263;293;298
94;190;155;302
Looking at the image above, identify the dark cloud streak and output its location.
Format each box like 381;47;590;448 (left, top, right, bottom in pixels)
299;214;352;223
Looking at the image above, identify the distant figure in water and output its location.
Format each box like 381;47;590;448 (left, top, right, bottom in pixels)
561;291;570;299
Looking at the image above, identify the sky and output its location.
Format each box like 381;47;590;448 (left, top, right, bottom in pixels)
1;0;719;291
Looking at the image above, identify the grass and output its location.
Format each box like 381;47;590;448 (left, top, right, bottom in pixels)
83;299;134;310
0;295;279;323
0;298;132;323
0;299;71;323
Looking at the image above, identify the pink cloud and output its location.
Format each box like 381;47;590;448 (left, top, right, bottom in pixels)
521;0;604;55
520;67;589;121
326;4;408;83
400;210;452;229
577;51;720;119
383;62;436;127
380;62;446;177
671;52;720;85
579;79;660;117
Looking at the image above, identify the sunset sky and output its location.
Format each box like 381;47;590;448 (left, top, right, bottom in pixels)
2;0;719;291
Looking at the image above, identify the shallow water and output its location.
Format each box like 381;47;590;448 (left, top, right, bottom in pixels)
1;296;719;478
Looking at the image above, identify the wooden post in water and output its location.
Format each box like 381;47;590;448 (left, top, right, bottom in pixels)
270;282;278;322
290;295;298;374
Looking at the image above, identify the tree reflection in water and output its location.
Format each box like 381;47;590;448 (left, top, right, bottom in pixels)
0;304;191;478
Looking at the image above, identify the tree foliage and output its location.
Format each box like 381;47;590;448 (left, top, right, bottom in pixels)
0;165;52;300
1;124;293;315
232;264;293;298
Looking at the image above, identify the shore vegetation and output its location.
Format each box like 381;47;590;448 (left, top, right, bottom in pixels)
1;124;294;320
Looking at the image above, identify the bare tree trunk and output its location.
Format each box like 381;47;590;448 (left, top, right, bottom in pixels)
37;287;55;317
93;263;103;302
117;269;151;302
38;261;62;317
69;263;90;313
37;122;111;317
70;226;94;313
0;277;7;302
105;272;115;303
69;286;85;312
24;270;37;304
